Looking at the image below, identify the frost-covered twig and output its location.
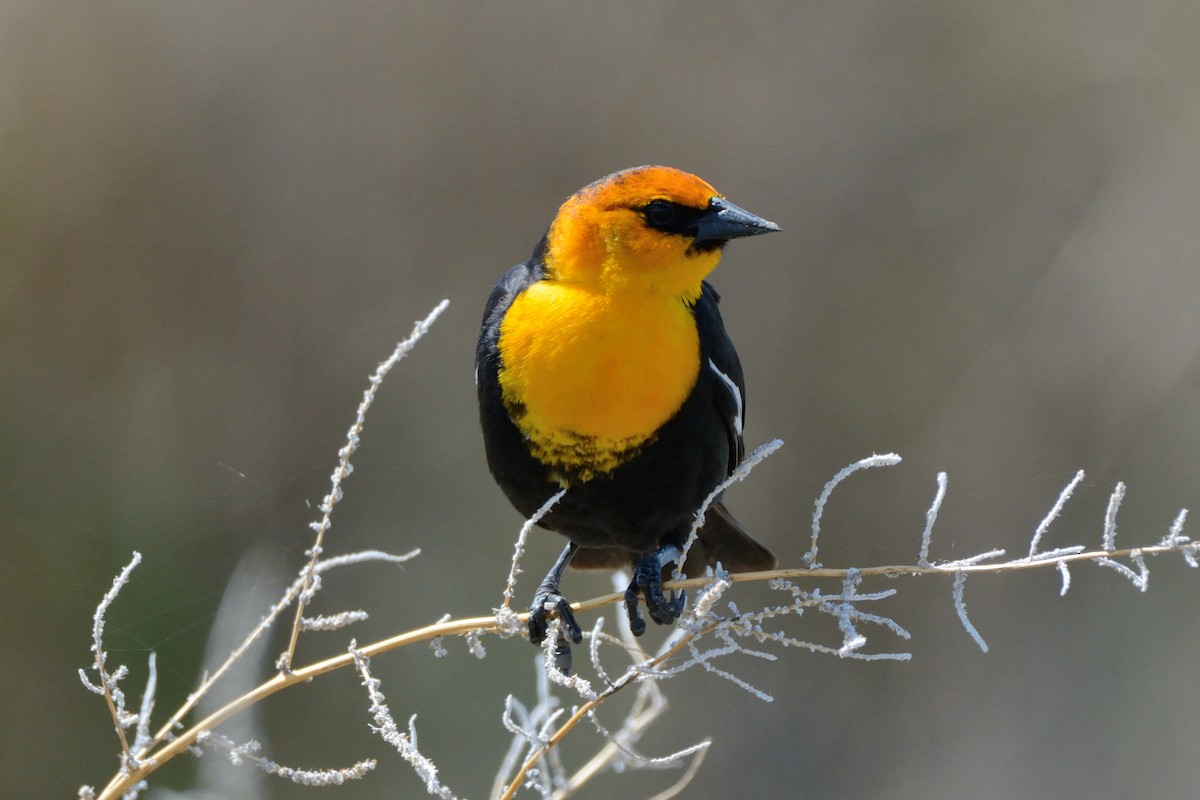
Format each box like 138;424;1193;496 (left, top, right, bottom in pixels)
1028;469;1085;559
1096;550;1150;591
316;548;422;572
148;547;421;756
131;652;157;756
952;571;988;653
300;610;370;632
677;439;785;577
917;472;948;568
496;612;726;800
198;730;377;786
754;577;911;661
86;302;448;800
542;619;596;700
1057;560;1072;596
351;643;456;799
503;583;712;800
495;660;570;799
1103;482;1127;552
807;453;902;569
83;321;1200;800
283;300;450;672
82;551;142;765
500;489;567;619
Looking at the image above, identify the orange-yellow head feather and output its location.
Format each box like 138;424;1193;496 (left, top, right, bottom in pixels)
497;166;777;482
544;165;740;300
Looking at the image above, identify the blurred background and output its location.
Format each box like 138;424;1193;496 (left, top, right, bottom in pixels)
3;2;1199;798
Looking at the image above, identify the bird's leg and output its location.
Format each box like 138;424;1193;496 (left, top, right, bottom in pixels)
529;541;583;671
624;543;686;636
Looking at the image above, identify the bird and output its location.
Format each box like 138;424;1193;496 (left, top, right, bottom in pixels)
476;165;779;667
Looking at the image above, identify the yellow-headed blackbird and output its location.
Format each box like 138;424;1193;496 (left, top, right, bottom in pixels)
477;166;779;664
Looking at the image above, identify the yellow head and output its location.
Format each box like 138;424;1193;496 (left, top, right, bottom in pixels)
542;165;778;300
495;166;778;481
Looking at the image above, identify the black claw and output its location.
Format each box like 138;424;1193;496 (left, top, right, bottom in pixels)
529;592;577;674
527;607;547;645
527;541;582;665
624;582;647;636
623;545;686;635
551;632;573;674
528;590;582;645
647;585;685;626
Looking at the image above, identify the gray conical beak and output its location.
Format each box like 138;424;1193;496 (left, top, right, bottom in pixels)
692;197;781;245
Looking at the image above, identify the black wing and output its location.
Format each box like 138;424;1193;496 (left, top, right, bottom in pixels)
478;262;541;355
694;281;746;475
684;282;775;575
476;235;549;381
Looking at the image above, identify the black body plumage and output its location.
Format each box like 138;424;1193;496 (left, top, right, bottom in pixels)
476;246;773;575
475;166;778;663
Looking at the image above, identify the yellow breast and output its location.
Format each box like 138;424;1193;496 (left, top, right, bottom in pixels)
497;280;700;480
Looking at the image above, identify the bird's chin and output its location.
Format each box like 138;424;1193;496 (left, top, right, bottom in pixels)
686;239;727;257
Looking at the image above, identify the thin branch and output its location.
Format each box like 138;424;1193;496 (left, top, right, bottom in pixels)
917;472;948;568
1029;470;1085;558
87;551;142;762
300;610;370;632
283;299;450;671
91;530;1197;800
807;453;902;569
952;571;988;653
131;652;157;755
644;743;709;800
498;617;726;800
351;644;456;799
678;439;785;576
501;489;567;613
1057;560;1071;596
143;549;418;757
198;730;377;786
1102;482;1126;552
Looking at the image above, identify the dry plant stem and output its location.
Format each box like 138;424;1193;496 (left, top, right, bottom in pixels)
144;577;305;753
553;685;679;798
498;535;1191;798
131;304;450;755
94;539;1184;800
642;746;709;800
282;299;450;671
87;551;143;764
101;691;131;763
498;619;724;800
96;612;497;800
284;513;332;668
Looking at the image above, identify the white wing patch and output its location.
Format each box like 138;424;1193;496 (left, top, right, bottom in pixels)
707;358;743;437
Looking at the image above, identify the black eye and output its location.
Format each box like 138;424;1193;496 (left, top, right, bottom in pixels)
641;199;706;237
644;199;677;227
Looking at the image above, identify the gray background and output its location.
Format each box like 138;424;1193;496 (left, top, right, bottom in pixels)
3;3;1199;798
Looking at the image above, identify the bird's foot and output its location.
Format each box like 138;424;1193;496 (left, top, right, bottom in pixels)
527;542;582;673
624;544;686;636
528;585;583;645
529;585;582;673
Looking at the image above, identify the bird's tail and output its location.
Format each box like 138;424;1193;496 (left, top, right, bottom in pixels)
682;501;777;577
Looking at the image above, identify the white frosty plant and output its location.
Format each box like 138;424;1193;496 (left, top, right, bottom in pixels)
79;299;1199;800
